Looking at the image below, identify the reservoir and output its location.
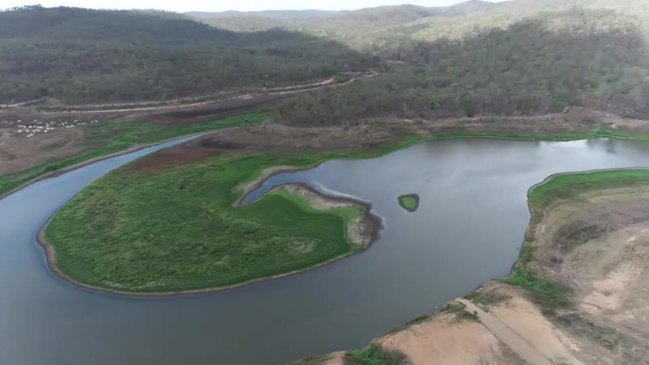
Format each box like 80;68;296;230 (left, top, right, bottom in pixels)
2;137;649;364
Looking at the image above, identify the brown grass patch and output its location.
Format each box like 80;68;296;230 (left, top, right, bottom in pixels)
123;144;217;172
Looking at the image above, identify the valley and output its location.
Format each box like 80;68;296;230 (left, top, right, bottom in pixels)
4;1;649;364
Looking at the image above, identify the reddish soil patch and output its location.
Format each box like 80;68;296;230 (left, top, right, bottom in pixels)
123;144;217;172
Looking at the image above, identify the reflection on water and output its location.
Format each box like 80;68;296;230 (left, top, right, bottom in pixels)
2;138;649;365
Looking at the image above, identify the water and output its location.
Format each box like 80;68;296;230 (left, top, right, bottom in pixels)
2;137;649;364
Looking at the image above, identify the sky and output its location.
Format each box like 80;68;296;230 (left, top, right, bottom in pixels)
2;0;502;13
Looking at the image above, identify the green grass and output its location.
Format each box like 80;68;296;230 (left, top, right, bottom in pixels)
498;170;649;314
529;169;649;212
397;194;419;212
502;264;572;315
0;110;273;198
344;344;408;365
44;153;366;292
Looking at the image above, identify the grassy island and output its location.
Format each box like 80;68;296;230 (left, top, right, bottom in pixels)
397;194;420;212
43;153;377;294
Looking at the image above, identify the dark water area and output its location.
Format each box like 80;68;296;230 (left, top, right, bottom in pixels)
3;137;649;364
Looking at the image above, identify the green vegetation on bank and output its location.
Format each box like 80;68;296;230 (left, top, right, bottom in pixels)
503;261;572;315
0;111;272;198
27;124;649;293
502;169;649;314
44;152;366;292
5;122;645;200
397;194;419;212
344;344;408;365
529;169;649;212
5;114;647;200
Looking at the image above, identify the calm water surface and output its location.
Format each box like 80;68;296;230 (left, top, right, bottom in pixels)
2;138;649;364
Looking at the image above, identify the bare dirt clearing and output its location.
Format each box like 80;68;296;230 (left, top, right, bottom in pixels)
0;125;88;174
380;310;521;365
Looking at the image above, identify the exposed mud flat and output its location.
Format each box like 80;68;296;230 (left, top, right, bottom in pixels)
120;144;217;173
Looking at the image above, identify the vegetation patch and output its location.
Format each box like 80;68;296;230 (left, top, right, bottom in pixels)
443;303;480;322
530;169;649;213
464;290;510;309
43;152;371;293
505;169;649;314
344;344;409;365
397;194;419;212
502;264;572;316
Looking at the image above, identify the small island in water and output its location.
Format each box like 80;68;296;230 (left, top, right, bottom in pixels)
398;194;420;212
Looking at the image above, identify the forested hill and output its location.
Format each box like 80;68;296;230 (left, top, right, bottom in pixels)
280;9;649;124
363;0;649;55
188;1;497;34
0;6;374;105
191;0;649;52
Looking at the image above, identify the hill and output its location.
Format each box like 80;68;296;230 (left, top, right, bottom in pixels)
187;10;341;32
281;9;649;124
359;0;649;53
188;9;338;22
0;6;373;105
189;1;498;36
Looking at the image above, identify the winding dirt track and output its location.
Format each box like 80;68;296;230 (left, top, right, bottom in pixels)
39;70;378;115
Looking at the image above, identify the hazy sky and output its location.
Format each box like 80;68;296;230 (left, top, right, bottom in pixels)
2;0;502;13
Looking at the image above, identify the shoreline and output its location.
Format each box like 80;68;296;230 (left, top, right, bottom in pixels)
8;121;649;202
273;182;383;248
0;129;221;200
21;126;649;298
36;179;384;298
295;168;649;364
